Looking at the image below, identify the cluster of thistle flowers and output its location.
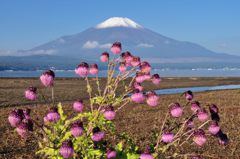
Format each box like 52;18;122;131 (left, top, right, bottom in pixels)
152;90;229;158
8;42;161;159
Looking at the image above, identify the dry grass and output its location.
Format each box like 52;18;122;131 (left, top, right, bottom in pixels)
0;77;240;159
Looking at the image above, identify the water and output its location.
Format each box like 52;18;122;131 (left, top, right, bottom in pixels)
155;84;240;95
1;68;240;77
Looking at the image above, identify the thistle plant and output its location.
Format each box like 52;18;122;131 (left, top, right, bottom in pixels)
8;42;228;159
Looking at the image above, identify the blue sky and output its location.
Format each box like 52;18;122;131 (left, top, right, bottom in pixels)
0;0;239;55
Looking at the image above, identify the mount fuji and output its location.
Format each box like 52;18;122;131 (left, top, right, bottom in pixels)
1;17;239;70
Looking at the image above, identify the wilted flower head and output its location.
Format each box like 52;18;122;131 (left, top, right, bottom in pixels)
103;106;116;121
209;104;219;114
184;90;193;101
91;127;105;142
169;103;183;118
208;121;220;135
46;107;60;122
24;87;37;101
146;91;159;107
197;108;209;122
89;64;99;75
8;109;24;127
100;52;109;62
73;100;84;113
106;148;117;159
59;140;74;159
186;117;195;129
75;62;89;77
131;90;145;103
161;131;174;143
118;62;127;73
133;82;143;92
191;101;201;113
151;74;161;85
193;129;207;146
40;70;55;87
140;61;151;73
131;56;141;67
71;121;84;137
218;131;229;145
111;42;122;54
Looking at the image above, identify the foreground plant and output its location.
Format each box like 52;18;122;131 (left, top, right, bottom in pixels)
8;42;228;158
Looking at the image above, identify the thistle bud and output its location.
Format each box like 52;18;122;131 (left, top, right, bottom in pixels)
184;90;193;101
40;70;55;87
118;62;127;73
146;91;159;107
89;64;99;75
75;62;89;77
73;100;84;113
59;140;74;158
140;61;151;73
24;87;37;101
193;129;207;146
46;107;60;123
191;101;201;113
100;52;109;62
8;109;23;127
70;122;84;137
151;74;161;85
131;90;145;103
208;121;220;135
111;42;122;54
131;56;141;67
169;103;183;118
103;106;116;121
197;109;208;122
91;127;105;142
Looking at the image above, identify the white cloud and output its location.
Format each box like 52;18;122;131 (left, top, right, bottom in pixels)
0;50;17;56
82;41;112;49
137;43;154;48
21;49;57;56
58;38;65;44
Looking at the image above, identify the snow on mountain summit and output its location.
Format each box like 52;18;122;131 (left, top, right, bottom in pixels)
95;17;143;29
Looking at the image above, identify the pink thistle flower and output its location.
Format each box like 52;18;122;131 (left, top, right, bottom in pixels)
133;82;143;92
208;121;220;135
106;148;117;159
46;107;60;123
140;61;151;73
161;132;174;143
169;103;183;118
193;129;207;146
89;64;99;75
75;62;89;77
131;90;145;103
8;109;24;127
121;51;133;65
16;122;28;138
100;52;109;62
146;91;159;107
59;140;74;159
184;90;193;101
140;146;154;159
24;86;37;101
71;122;84;137
191;101;201;113
91;127;105;142
73;100;84;113
103;106;116;121
131;56;141;67
40;70;55;87
136;72;146;83
197;109;209;122
151;74;161;85
111;42;122;54
144;73;151;81
118;62;127;73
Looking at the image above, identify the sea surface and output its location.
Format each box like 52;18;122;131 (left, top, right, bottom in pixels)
1;68;240;77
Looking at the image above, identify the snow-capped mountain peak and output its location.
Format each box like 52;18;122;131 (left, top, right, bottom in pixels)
95;17;143;29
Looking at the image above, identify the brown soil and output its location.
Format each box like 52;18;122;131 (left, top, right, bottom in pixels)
0;77;240;159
